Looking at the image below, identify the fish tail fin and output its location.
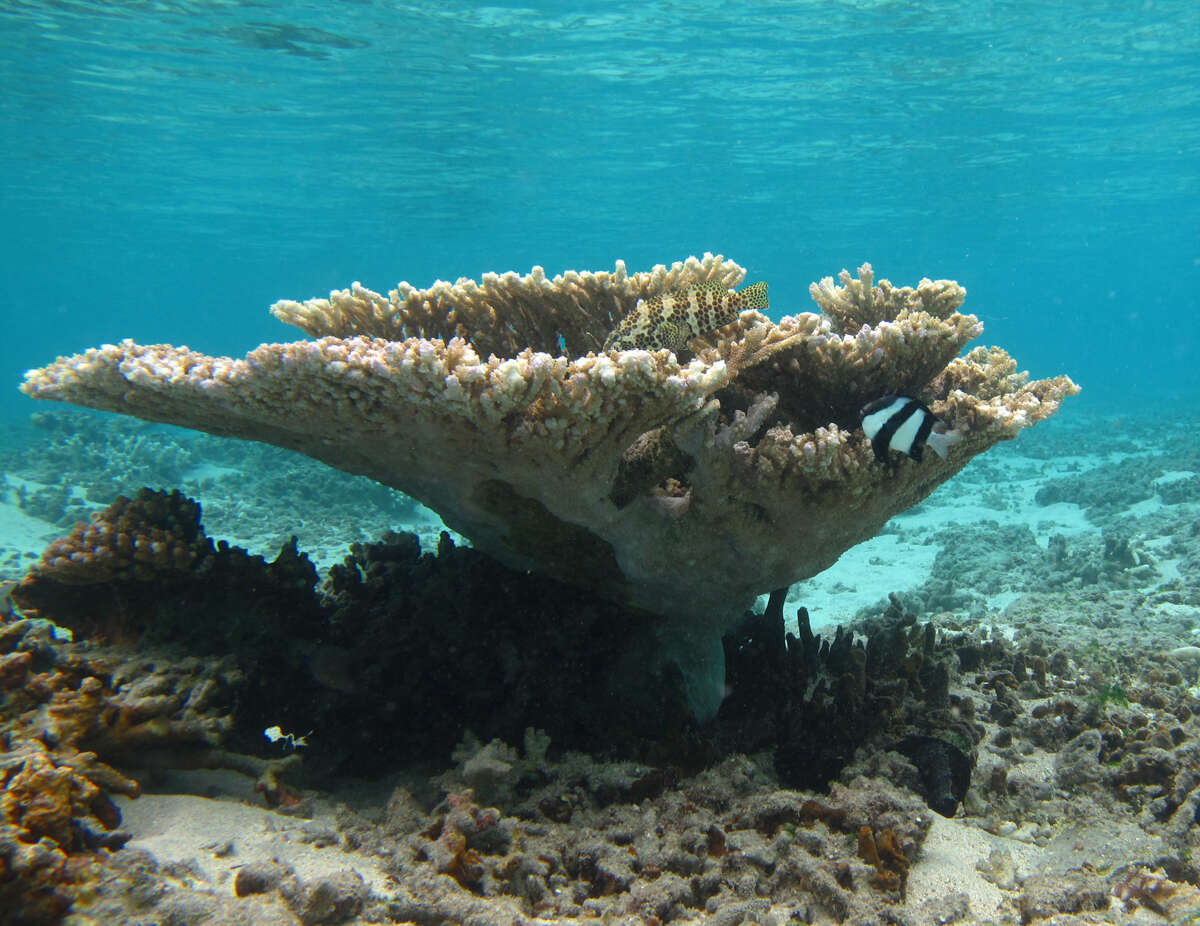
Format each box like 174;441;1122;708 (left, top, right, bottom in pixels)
926;425;964;460
740;281;768;310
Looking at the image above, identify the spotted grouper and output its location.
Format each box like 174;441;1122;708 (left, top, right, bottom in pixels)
603;280;768;353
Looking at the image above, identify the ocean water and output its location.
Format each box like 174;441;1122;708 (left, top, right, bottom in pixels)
1;0;1197;419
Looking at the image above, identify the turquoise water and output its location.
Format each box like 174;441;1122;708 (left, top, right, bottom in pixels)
1;0;1197;414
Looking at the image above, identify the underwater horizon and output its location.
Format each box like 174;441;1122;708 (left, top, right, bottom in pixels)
1;0;1197;419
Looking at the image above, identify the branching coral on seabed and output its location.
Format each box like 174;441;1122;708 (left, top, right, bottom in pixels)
11;487;325;650
19;255;1079;716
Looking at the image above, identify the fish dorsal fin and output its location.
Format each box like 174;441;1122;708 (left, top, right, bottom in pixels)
740;281;768;310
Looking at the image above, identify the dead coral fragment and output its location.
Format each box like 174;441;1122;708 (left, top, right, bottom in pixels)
421;790;505;890
0;828;100;925
1113;867;1200;919
1;752;114;850
856;825;911;897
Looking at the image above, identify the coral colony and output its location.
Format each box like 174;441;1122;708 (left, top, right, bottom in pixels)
1;257;1096;921
20;257;1077;715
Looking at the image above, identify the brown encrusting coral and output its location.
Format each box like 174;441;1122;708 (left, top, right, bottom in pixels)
19;256;1078;714
0;607;241;922
1;546;329;921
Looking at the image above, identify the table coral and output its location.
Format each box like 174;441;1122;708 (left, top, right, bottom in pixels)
20;256;1078;716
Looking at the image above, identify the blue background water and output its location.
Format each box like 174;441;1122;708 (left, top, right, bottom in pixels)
1;0;1197;421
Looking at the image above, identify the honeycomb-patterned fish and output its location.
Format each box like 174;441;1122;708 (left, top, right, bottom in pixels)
603;281;768;353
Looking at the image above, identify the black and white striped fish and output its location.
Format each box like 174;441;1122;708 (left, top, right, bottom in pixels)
860;395;962;464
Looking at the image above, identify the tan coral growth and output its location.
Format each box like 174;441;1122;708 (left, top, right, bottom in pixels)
1;616;234;784
20;255;1078;714
271;253;746;358
0;751;124;849
810;262;966;332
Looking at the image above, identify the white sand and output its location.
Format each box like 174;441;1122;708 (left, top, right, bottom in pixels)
0;493;62;577
906;815;1034;917
115;775;391;894
783;445;1096;633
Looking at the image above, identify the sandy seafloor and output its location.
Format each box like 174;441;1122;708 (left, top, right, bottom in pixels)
2;400;1200;925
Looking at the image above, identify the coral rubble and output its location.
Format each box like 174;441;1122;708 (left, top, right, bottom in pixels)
347;747;936;924
4;431;1200;922
0;607;241;922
